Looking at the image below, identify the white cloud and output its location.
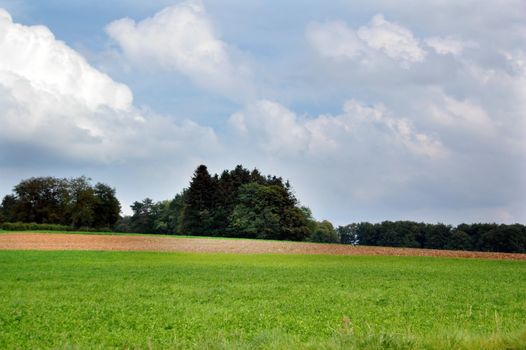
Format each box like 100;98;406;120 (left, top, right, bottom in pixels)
0;8;132;111
0;7;11;22
106;0;251;98
425;36;466;55
229;100;310;155
307;14;426;67
229;99;444;159
1;2;525;225
357;14;426;64
0;8;218;164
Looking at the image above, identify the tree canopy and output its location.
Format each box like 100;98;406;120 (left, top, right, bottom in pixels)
119;164;329;242
336;221;526;253
0;176;121;229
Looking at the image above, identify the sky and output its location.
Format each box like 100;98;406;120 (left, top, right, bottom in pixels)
0;0;525;225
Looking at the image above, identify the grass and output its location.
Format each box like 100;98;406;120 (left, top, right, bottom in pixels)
0;251;525;349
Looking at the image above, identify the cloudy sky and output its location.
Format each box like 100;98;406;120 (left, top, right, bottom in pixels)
0;0;525;225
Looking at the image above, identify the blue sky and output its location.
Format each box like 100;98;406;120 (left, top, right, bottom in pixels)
0;0;525;224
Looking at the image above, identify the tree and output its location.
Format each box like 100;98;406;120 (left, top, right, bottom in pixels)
130;198;156;233
92;183;121;229
210;165;253;235
0;194;18;223
424;223;452;249
459;223;498;251
310;220;339;243
338;224;359;245
151;200;174;234
2;176;121;229
446;228;473;251
229;183;282;239
13;176;68;224
279;206;312;241
481;224;526;253
355;222;377;245
182;165;218;235
66;176;95;228
228;182;311;241
167;190;187;234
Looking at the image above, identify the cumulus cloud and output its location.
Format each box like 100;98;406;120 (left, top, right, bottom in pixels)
229;99;444;159
1;2;525;225
307;14;426;67
0;8;132;111
0;8;218;164
106;0;251;98
357;14;426;63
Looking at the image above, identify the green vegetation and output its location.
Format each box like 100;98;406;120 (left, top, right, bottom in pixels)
0;176;120;230
119;165;321;242
0;222;102;232
1;251;525;349
1;168;525;253
339;221;526;253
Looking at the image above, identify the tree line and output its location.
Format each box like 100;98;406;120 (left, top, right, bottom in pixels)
0;176;120;230
1;167;525;253
338;221;526;253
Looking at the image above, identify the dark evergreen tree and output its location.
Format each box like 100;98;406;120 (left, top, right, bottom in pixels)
182;165;218;235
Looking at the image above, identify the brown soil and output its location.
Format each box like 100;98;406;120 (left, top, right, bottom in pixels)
0;232;525;260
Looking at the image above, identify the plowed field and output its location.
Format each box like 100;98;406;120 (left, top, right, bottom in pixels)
0;232;524;260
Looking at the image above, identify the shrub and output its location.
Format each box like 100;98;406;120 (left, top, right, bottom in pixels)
0;222;98;232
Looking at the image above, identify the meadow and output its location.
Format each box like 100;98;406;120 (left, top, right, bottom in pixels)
0;250;525;349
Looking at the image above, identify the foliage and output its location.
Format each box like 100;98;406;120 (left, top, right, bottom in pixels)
309;220;339;243
0;176;121;230
0;222;74;231
92;183;121;230
0;250;525;349
229;183;283;239
337;221;526;253
228;182;311;241
129;198;156;234
121;165;317;241
182;165;218;235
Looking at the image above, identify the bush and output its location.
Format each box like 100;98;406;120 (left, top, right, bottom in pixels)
0;222;99;232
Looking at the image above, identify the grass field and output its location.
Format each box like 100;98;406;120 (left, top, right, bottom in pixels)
1;251;525;349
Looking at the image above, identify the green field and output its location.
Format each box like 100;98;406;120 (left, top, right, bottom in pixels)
0;251;525;349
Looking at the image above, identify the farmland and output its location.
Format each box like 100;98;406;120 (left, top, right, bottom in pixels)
1;236;525;349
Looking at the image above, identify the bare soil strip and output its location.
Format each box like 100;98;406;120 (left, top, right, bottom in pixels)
0;232;525;260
